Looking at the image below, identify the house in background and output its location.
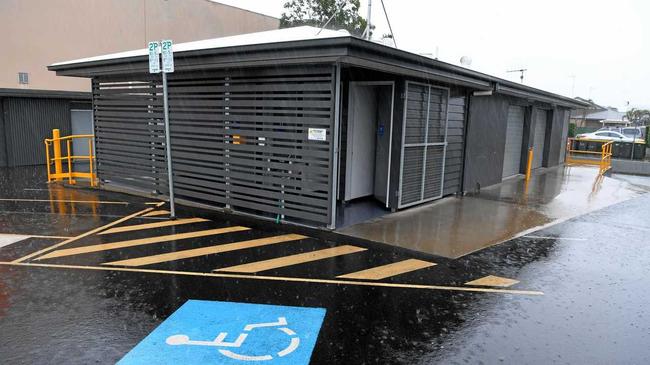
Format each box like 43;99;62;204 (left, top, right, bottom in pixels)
0;0;278;167
570;97;627;131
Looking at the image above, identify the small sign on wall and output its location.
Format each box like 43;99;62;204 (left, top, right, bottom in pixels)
308;128;327;141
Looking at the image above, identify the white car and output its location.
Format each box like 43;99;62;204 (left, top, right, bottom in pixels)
576;130;634;142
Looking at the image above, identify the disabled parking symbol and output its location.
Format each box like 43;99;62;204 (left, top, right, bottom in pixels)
118;300;326;365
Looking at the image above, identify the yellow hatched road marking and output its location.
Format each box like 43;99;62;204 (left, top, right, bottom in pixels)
465;275;520;288
215;245;366;273
99;217;209;235
336;259;436;280
12;207;155;263
103;234;307;267
36;226;250;261
0;262;545;296
142;210;170;217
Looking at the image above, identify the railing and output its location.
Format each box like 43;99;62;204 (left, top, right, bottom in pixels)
565;138;613;174
45;129;97;186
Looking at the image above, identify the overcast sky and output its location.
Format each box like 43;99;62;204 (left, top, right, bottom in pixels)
216;0;649;110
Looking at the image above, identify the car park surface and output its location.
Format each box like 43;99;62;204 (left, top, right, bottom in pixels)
1;166;650;364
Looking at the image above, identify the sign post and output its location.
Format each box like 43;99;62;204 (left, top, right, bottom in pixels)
149;40;176;218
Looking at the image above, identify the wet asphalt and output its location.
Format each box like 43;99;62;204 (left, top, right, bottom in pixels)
1;166;649;364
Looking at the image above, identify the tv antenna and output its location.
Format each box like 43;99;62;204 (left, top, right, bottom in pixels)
361;0;397;46
507;68;527;83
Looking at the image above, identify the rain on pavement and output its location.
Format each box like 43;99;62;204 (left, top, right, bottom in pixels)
1;166;649;364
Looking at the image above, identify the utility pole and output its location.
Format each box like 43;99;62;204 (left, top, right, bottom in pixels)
366;0;372;40
507;68;527;83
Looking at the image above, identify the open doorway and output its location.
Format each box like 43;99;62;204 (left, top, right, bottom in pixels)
338;81;394;227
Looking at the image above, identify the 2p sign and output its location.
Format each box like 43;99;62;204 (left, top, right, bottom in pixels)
148;40;174;74
118;300;326;365
161;40;174;73
148;41;160;73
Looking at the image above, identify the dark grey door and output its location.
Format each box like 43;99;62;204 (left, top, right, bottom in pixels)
532;109;548;168
71;109;93;172
373;86;393;205
502;105;525;179
345;84;377;201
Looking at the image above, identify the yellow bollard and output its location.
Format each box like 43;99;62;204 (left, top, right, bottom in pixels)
52;129;63;181
525;147;533;181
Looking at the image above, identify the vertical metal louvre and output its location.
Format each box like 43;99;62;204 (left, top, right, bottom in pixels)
92;66;335;226
533;109;548;169
93;78;169;194
398;81;449;208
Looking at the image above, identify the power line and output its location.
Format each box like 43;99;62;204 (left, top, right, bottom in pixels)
380;0;396;47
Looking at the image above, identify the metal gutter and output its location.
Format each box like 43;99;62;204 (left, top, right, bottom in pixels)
0;88;91;100
494;84;585;108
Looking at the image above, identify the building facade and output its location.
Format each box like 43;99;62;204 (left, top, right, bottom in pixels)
49;26;587;228
0;0;278;166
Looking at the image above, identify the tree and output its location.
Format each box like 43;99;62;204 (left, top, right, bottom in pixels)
280;0;368;37
625;108;650;126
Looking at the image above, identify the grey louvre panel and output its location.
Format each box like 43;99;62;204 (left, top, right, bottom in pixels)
502;105;525;179
404;84;427;144
399;82;449;208
167;66;335;225
426;89;446;144
93;78;169;195
400;146;425;205
93;67;335;225
533;109;547;168
559;110;569;164
424;145;445;198
443;95;466;195
3;97;71;166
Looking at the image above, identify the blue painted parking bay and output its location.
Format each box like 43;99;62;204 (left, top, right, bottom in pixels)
118;300;326;364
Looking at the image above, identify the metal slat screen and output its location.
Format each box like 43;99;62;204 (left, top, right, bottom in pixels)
93;78;169;194
93;66;335;226
399;82;449;208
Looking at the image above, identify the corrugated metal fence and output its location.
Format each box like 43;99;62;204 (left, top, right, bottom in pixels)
1;97;72;167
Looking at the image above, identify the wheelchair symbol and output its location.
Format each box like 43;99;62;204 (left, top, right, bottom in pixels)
166;317;300;362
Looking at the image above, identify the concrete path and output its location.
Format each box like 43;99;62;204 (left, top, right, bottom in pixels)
338;165;649;258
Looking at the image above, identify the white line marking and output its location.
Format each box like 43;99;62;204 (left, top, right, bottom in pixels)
278;336;300;357
219;350;272;361
0;234;31;248
244;317;287;331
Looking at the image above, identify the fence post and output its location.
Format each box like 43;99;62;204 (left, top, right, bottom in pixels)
52;129;63;181
88;139;95;187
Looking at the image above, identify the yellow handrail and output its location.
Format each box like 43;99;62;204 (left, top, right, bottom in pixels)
45;129;97;186
565;138;613;175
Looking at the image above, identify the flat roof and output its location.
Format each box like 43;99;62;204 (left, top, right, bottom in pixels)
49;26;588;108
0;88;91;100
51;26;349;67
